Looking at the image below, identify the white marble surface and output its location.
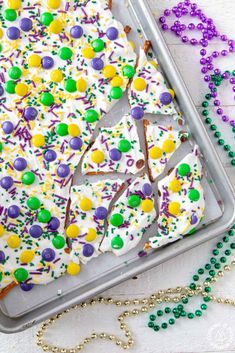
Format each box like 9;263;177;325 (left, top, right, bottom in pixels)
1;0;235;352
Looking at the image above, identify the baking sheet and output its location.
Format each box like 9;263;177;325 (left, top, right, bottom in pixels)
0;0;234;332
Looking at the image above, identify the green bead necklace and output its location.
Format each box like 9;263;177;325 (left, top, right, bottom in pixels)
201;72;235;167
147;225;235;332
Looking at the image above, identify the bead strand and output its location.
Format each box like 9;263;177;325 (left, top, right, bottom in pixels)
36;226;235;352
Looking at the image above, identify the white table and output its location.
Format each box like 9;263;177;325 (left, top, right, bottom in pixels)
1;1;235;352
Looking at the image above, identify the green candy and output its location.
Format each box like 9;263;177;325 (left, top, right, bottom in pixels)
92;38;105;52
26;197;41;210
40;12;54;26
110;213;124;227
178;163;190;177
110;87;123;100
5;80;16;94
37;209;51;223
21;171;35;185
0;44;2;53
188;188;200;201
40;92;54;106
14;268;29;282
128;194;141;208
8;66;22;80
118;139;131;153
122;65;135;78
84;109;99;123
56;123;68;136
52;236;66;249
59;47;73;60
64;79;77;93
4;9;17;21
0;272;2;281
111;236;124;249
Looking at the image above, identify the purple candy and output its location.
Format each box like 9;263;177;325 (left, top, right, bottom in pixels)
106;27;119;40
7;205;20;218
57;164;70;178
49;217;60;231
42;248;56;262
82;243;94;257
109;148;122;161
95;206;108;220
24;107;38;121
131;106;144;120
69;137;83;150
0;250;5;263
0;176;14;190
44;149;57;162
190;214;198;225
20;282;34;292
2;121;14;134
19;18;32;32
29;225;43;238
13;157;27;171
159;92;172;105
70;25;83;38
7;26;20;40
0;85;4;96
42;56;54;69
142;183;153;196
91;57;104;70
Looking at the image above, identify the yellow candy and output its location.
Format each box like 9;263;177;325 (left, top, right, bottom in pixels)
103;65;116;79
162;139;175;153
47;0;60;9
8;0;21;9
129;40;135;49
50;69;63;82
79;197;92;212
76;78;87;92
82;47;95;59
68;123;80;137
85;228;97;242
91;150;104;164
141;199;154;213
49;20;62;34
32;134;45;148
133;77;146;91
110;76;123;87
7;235;21;249
0;28;3;39
28;54;41;68
15;83;28;96
168;88;175;99
169;179;182;193
0;224;4;237
67;262;80;276
168;201;181;216
149;60;158;68
66;224;80;238
20;250;34;263
149;146;162;159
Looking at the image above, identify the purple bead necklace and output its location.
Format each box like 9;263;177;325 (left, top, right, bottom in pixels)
158;0;235;166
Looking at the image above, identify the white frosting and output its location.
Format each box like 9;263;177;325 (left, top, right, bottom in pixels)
82;114;145;175
100;174;156;256
144;120;189;180
147;146;205;249
128;48;178;116
68;178;123;264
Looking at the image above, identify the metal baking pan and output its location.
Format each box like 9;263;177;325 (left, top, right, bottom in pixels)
0;0;234;333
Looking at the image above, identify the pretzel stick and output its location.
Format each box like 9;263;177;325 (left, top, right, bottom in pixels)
107;0;112;10
124;25;132;34
143;40;151;54
0;282;17;300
